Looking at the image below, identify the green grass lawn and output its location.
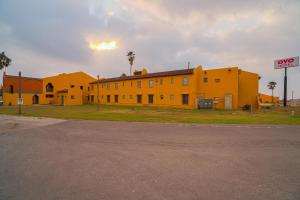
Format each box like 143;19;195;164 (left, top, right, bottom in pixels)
0;104;300;125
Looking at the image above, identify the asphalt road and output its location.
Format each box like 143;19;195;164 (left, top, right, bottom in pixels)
0;115;300;200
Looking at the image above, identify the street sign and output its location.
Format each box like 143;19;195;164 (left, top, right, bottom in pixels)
274;56;299;69
17;98;23;105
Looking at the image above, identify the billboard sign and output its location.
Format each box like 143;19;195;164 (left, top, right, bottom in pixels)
274;56;299;69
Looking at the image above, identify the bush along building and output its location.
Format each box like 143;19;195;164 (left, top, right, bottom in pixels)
89;66;259;110
2;72;95;106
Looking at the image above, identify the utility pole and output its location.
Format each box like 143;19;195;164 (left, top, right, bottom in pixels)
18;71;22;114
283;67;287;107
187;61;190;69
97;75;100;111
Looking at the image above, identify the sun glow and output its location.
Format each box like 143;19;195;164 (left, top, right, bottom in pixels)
89;40;118;51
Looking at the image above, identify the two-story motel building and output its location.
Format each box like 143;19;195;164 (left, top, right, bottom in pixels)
89;66;259;109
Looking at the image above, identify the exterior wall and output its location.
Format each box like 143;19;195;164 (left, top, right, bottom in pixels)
3;93;42;106
2;73;43;105
198;67;239;109
89;70;198;109
40;72;95;105
238;70;259;108
90;66;259;110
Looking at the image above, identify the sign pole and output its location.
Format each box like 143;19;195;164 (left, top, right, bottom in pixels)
18;71;22;114
283;68;287;107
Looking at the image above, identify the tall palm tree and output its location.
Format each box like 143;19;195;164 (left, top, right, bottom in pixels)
267;81;277;103
127;51;135;76
0;52;11;73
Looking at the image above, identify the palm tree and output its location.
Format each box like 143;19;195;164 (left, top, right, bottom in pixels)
127;51;135;76
0;52;11;73
267;81;277;103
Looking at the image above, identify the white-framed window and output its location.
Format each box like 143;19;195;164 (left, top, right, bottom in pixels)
137;80;142;88
183;77;189;85
149;80;154;88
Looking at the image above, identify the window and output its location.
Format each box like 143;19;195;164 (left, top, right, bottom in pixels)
171;77;175;84
114;95;118;103
203;77;208;83
91;85;94;90
122;95;126;100
107;83;110;89
182;94;189;105
46;94;54;98
130;95;133;100
115;83;118;89
131;81;133;87
137;95;142;104
149;80;154;88
88;87;90;91
183;77;189;85
160;95;164;100
123;82;125;87
70;85;75;88
107;95;111;103
160;79;163;85
137;80;142;88
170;94;175;101
80;86;83;90
71;95;75;99
148;94;154;104
214;78;221;83
9;85;14;93
46;83;54;92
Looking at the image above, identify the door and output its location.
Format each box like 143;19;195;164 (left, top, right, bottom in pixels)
32;95;39;104
61;96;65;106
224;94;232;110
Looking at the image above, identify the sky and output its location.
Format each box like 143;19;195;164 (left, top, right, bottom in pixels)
0;0;299;98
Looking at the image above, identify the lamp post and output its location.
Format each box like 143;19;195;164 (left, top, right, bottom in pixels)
97;75;100;111
18;71;22;114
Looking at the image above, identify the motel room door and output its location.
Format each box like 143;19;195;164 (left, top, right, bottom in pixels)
61;96;65;106
224;94;232;110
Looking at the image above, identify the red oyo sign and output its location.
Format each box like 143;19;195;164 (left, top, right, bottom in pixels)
274;56;299;69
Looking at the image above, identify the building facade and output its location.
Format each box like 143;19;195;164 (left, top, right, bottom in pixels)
89;66;259;109
2;73;43;106
2;72;95;106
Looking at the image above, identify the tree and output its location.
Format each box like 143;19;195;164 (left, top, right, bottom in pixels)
267;81;277;103
0;52;11;73
127;51;135;76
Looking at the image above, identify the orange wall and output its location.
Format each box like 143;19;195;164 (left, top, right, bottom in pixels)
2;74;43;93
198;67;239;109
238;70;259;108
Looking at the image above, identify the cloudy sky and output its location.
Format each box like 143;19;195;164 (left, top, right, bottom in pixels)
0;0;299;98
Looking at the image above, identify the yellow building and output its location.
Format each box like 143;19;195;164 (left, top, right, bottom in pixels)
258;93;280;104
2;72;95;106
41;72;96;105
89;66;259;110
